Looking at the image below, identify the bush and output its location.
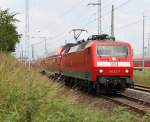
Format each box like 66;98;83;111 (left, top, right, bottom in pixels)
0;53;149;122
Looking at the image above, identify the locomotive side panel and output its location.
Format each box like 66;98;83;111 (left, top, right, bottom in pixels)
61;49;92;81
134;58;150;69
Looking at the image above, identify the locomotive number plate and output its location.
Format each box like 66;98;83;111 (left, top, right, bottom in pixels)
109;70;121;73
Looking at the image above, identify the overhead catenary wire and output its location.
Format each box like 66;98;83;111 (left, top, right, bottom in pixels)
117;17;150;30
35;0;133;51
31;0;86;46
61;0;86;17
115;0;132;9
103;16;150;34
62;0;114;17
31;0;150;59
83;0;132;28
77;0;120;26
51;0;123;40
142;8;150;15
52;0;133;42
50;0;125;39
80;0;120;28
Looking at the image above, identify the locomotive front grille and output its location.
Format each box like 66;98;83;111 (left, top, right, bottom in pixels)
98;77;133;87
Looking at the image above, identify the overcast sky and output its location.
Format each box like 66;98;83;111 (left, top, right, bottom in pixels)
1;0;150;58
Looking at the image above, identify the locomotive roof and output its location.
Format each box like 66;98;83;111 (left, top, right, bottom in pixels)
63;40;130;48
87;34;115;41
85;40;131;48
62;34;130;50
47;38;131;57
62;43;78;48
62;40;131;54
61;33;131;54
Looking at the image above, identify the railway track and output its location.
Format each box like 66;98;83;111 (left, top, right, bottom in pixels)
102;84;150;115
101;94;150;115
133;84;150;93
42;72;150;115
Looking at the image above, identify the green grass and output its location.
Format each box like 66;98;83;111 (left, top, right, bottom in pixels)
0;52;149;122
134;70;150;86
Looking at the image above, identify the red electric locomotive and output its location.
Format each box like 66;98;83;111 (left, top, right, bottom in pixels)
44;34;134;94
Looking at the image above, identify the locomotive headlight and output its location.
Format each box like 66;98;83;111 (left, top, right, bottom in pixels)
125;69;129;74
99;69;104;73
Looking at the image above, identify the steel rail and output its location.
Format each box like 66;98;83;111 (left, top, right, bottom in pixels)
135;84;150;89
101;95;150;115
42;71;150;115
133;85;150;93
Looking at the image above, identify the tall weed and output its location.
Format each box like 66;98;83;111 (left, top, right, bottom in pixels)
0;53;149;122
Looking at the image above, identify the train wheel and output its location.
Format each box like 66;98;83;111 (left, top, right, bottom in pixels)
95;82;107;95
64;77;70;86
70;78;75;87
79;80;86;91
95;83;101;95
87;81;96;94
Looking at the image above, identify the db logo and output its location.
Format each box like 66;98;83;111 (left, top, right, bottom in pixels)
112;57;117;61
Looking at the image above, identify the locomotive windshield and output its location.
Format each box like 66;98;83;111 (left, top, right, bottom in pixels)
97;46;128;57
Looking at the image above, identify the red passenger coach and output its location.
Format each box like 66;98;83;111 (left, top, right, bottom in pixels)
44;34;134;94
133;57;150;69
42;47;64;75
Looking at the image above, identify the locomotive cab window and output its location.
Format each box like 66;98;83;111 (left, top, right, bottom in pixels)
97;46;128;57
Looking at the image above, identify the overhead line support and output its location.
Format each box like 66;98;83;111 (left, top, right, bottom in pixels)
88;0;102;35
142;16;146;71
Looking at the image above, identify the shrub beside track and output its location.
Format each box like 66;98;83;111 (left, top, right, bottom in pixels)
0;53;149;122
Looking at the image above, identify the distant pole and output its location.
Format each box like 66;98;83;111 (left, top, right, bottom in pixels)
144;46;147;56
100;0;102;34
98;0;102;35
142;16;146;71
21;45;23;63
25;0;30;66
148;33;150;56
111;5;115;38
31;44;34;59
44;38;47;56
88;0;102;35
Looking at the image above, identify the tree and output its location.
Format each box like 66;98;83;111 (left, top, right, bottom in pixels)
0;9;21;52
